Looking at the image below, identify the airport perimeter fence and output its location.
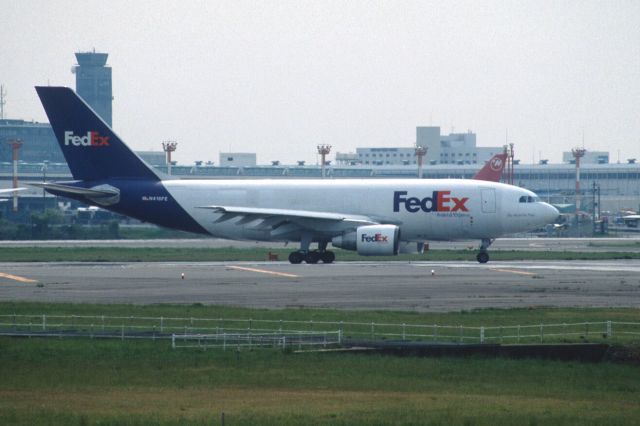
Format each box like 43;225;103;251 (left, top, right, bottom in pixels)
1;314;640;348
171;330;342;351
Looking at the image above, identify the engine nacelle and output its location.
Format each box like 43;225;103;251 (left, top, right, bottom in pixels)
332;225;400;256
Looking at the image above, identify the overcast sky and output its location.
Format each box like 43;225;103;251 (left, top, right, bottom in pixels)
2;0;639;165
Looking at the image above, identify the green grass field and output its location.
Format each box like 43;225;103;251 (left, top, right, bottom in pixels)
0;246;639;262
1;302;640;425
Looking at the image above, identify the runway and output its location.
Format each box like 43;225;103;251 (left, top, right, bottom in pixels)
1;260;639;312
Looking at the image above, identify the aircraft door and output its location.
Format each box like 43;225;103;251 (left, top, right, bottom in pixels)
481;188;496;213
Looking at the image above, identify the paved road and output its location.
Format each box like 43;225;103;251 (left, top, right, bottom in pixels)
1;260;639;312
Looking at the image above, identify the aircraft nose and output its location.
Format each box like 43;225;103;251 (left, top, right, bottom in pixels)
544;203;560;223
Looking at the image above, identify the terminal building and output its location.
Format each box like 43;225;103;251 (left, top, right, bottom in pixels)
336;127;503;166
562;151;609;164
417;126;502;165
0;51;638;224
219;152;257;167
0;119;63;163
137;151;166;167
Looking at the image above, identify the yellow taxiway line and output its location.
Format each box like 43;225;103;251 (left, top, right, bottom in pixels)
226;265;300;279
489;268;537;276
0;272;38;283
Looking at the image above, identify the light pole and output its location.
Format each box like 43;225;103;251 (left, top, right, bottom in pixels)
572;147;586;224
415;146;427;178
6;139;22;212
317;144;331;179
162;141;178;176
41;160;48;211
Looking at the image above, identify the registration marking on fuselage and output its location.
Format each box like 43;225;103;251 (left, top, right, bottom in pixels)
226;265;300;278
0;272;38;283
489;268;537;276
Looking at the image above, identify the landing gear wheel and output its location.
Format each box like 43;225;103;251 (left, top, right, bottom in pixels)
288;251;304;264
305;251;321;264
476;252;489;264
320;251;335;264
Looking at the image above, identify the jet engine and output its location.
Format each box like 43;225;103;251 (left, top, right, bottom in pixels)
332;224;400;256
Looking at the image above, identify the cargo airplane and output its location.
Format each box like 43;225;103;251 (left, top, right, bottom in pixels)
34;87;559;264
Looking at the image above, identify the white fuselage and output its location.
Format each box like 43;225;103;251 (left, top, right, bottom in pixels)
162;178;558;243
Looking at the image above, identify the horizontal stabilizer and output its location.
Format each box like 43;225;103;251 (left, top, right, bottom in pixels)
0;188;27;195
29;182;119;198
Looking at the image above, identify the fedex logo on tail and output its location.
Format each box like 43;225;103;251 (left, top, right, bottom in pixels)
393;191;469;213
64;131;110;147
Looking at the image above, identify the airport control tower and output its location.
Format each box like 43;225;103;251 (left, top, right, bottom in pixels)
72;51;113;126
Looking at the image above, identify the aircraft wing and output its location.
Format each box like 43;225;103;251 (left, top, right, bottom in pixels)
197;205;379;237
199;205;374;223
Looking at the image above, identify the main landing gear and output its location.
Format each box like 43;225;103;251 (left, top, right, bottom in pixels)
288;250;335;264
288;239;335;264
476;238;494;264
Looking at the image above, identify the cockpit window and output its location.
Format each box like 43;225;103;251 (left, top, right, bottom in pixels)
519;195;540;203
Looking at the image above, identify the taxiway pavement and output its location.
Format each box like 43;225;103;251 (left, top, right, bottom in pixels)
1;260;639;312
1;237;639;252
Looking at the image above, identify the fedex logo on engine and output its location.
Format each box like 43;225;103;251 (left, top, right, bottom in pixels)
64;131;110;147
393;191;469;213
361;233;389;243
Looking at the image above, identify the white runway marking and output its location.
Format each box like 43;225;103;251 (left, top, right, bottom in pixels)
490;268;537;276
413;261;640;273
0;272;38;283
226;265;300;278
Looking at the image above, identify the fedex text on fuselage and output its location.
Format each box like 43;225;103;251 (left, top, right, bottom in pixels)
393;190;469;213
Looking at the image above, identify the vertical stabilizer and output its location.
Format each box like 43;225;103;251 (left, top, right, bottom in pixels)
473;153;507;182
35;86;159;182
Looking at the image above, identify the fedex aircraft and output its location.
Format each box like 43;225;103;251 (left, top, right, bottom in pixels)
34;87;559;264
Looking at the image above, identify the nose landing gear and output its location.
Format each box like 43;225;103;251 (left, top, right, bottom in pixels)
476;251;489;263
476;238;494;263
